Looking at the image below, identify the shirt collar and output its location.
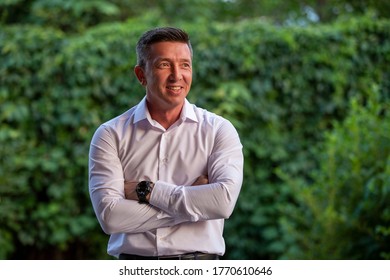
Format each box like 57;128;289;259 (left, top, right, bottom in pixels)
133;96;149;123
181;99;198;123
133;96;198;124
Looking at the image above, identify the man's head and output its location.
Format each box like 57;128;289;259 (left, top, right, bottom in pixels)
134;27;193;115
136;27;193;69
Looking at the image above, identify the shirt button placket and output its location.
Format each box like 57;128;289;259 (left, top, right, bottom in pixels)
157;132;170;253
158;133;169;181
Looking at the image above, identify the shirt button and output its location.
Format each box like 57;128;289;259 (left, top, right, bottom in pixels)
162;158;168;164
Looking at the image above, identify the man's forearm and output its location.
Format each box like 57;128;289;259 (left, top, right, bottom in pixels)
124;175;208;202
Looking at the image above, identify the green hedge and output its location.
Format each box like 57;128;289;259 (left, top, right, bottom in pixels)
0;15;389;259
279;88;390;259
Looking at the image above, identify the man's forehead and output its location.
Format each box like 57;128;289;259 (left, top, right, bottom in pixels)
149;42;192;61
150;41;191;53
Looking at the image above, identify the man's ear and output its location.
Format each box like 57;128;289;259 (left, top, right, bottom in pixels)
134;65;146;86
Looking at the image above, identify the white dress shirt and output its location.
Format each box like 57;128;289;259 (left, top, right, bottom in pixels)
89;97;243;257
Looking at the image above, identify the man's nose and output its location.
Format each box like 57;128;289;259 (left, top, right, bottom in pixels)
169;66;182;81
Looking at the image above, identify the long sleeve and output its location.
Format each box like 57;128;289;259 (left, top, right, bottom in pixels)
150;119;243;221
89;124;182;234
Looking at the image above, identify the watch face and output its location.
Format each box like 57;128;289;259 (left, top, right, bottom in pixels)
137;181;148;193
136;181;151;203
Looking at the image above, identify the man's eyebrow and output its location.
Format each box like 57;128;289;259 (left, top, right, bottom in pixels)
155;57;191;62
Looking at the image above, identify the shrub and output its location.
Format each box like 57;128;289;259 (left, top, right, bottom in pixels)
279;86;390;259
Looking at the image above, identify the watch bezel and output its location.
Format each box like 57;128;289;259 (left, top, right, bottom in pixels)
136;181;152;203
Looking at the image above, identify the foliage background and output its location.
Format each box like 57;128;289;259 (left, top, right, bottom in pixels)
0;0;389;259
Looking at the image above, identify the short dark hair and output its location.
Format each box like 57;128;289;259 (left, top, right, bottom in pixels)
136;27;193;68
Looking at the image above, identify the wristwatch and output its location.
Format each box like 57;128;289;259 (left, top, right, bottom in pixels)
136;181;154;203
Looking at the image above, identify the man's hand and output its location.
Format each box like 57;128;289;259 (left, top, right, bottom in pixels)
192;175;208;186
124;181;138;200
124;175;209;200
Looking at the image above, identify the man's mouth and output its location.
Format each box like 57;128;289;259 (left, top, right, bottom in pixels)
167;86;182;90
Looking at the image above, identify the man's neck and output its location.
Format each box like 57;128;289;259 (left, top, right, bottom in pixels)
147;102;183;130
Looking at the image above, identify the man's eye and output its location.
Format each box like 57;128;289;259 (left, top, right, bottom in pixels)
159;62;170;68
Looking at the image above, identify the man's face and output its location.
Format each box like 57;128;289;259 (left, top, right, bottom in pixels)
138;41;193;112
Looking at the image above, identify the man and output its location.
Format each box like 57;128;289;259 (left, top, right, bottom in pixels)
89;27;243;260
